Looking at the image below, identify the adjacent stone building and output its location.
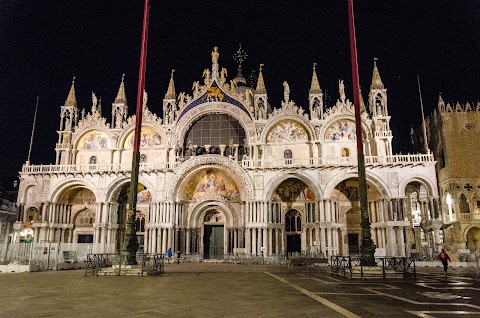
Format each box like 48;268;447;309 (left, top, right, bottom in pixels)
418;96;480;256
15;48;439;260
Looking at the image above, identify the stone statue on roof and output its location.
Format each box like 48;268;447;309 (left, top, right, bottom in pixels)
211;46;219;65
92;92;98;111
339;79;345;101
283;81;290;102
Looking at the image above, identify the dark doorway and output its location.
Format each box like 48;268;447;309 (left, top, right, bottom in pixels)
204;225;224;259
287;234;301;254
77;234;94;243
348;233;359;254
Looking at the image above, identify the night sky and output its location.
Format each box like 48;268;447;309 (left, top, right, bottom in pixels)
1;1;480;182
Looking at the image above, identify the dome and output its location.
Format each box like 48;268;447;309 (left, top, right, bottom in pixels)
233;69;247;86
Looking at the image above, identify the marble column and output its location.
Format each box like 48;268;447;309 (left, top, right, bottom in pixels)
386;226;396;256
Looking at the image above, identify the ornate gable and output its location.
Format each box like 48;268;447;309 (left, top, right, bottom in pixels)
177;80;252;121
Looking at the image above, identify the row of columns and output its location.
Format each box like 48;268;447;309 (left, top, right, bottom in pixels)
372;226;406;257
26;197;442;258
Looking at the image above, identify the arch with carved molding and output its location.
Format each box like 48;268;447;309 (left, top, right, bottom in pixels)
49;178;99;203
72;127;114;151
118;122;167;151
397;176;438;198
174;102;256;145
261;114;315;144
320;114;372;142
167;155;253;202
17;181;41;206
104;175;157;203
323;170;391;199
187;197;238;229
263;171;323;202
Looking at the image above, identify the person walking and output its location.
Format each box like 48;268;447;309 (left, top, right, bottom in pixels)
438;248;451;276
167;248;173;264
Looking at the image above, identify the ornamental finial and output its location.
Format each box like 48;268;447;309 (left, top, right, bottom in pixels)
233;44;248;70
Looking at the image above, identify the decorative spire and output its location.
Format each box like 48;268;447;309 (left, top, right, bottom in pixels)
165;69;176;99
115;74;127;104
359;88;367;113
232;44;248;87
255;64;266;94
65;77;77;107
438;92;444;105
370;58;384;90
98;97;102;116
309;63;321;94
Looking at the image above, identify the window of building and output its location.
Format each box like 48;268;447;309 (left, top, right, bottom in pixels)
89;156;97;164
410;192;421;226
184;114;246;157
459;193;470;214
284;149;292;164
140;154;147;163
341;148;350;157
285;210;301;232
77;234;94;243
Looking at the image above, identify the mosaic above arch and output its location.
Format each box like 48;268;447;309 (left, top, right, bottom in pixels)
58;187;96;204
124;126;162;148
266;120;308;143
272;179;316;202
78;130;110;150
324;120;356;141
182;168;239;201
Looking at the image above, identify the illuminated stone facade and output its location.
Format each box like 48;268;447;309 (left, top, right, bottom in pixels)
420;97;480;256
16;48;439;259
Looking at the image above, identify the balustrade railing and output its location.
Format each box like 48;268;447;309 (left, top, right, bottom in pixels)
21;153;434;175
22;162;181;174
460;213;480;220
374;131;392;137
241;153;433;169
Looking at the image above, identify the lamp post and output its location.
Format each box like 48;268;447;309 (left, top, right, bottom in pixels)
347;0;376;265
122;0;150;265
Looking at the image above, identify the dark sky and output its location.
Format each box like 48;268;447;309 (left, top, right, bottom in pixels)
1;1;480;181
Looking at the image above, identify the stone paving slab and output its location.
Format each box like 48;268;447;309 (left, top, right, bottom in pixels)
0;263;479;318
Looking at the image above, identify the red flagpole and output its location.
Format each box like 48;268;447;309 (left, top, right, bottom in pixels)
123;0;150;265
348;0;376;265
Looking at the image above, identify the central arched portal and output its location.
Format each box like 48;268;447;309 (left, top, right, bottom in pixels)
203;209;226;259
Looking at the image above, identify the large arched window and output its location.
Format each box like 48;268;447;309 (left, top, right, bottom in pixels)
89;156;97;164
285;210;301;232
140;154;147;163
184;114;246;157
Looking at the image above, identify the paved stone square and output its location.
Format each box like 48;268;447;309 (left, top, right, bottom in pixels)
0;264;479;318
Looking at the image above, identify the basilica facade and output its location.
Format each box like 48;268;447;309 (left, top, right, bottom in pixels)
16;48;440;260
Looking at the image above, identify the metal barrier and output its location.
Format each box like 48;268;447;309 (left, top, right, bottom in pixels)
85;253;164;276
330;256;416;279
